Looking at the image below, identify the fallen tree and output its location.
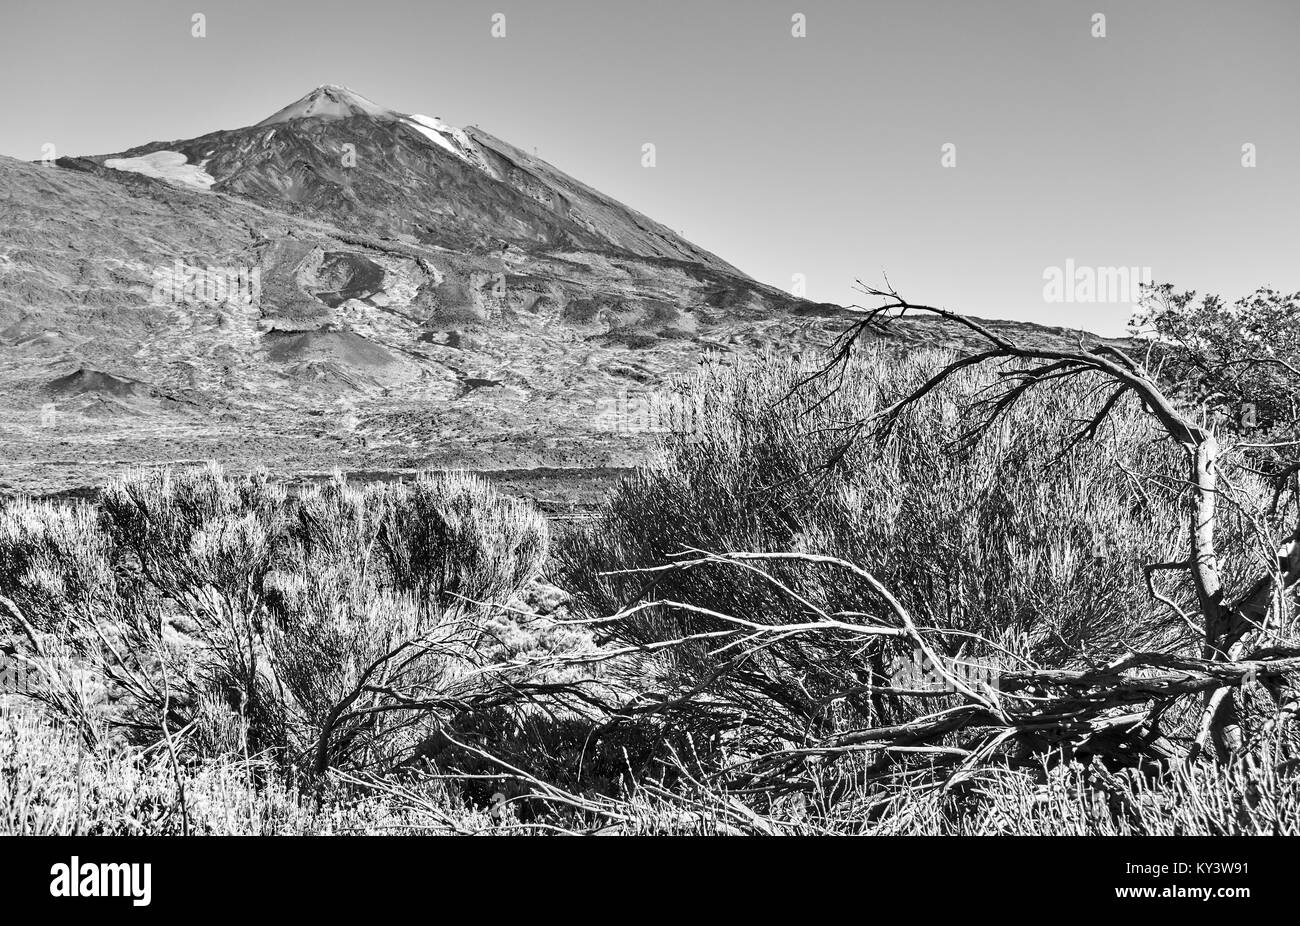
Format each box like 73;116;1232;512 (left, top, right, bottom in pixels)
562;280;1300;805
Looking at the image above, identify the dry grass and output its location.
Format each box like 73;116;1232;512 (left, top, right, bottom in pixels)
5;703;1297;835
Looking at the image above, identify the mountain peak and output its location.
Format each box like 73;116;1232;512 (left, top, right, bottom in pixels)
92;82;745;273
256;84;394;127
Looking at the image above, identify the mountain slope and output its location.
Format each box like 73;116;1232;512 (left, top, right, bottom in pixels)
0;151;811;495
93;85;742;273
0;87;1123;497
462;124;736;272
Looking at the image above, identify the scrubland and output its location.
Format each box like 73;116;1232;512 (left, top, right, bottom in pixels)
3;346;1298;835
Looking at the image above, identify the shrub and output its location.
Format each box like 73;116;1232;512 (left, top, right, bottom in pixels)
1132;285;1300;466
0;466;549;778
559;348;1273;770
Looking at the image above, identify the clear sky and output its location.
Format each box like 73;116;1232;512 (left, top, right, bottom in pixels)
1;0;1296;335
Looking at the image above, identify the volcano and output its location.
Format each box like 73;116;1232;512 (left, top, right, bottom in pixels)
92;84;740;272
0;85;1099;496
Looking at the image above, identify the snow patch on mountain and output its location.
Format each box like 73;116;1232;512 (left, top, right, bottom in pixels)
403;114;500;178
403;115;464;158
103;151;216;191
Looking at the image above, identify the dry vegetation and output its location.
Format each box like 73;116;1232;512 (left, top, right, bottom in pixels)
3;285;1300;834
